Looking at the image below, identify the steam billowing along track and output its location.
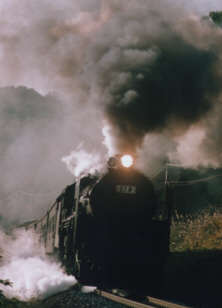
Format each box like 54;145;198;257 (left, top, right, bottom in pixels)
22;154;172;298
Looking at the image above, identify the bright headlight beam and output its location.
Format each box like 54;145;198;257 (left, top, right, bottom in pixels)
121;155;134;168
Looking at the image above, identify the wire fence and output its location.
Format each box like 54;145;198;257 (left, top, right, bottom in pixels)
1;148;222;203
151;147;222;187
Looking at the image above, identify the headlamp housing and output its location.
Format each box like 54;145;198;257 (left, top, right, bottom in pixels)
107;154;134;169
107;156;118;168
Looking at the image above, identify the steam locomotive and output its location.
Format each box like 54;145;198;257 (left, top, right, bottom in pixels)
24;155;172;297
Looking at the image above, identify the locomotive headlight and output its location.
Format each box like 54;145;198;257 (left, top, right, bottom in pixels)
120;155;134;168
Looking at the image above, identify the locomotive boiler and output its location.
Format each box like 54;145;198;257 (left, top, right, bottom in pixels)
25;155;172;297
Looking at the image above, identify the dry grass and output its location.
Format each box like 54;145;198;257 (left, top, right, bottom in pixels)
170;205;222;251
166;206;222;307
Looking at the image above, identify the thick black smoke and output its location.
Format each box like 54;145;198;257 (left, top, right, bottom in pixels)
0;1;222;158
104;29;221;153
1;0;222;224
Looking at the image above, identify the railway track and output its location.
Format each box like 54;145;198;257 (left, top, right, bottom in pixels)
95;290;193;308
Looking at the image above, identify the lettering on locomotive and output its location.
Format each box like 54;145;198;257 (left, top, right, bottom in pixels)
116;185;136;194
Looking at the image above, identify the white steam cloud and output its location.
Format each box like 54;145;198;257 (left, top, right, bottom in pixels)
0;229;76;301
62;142;105;177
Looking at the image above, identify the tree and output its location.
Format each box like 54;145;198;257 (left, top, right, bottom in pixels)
0;278;15;307
209;11;222;26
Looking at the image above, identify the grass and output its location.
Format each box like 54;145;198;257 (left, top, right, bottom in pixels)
170;206;222;251
165;205;222;308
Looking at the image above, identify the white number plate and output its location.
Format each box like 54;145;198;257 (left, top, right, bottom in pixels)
116;185;136;194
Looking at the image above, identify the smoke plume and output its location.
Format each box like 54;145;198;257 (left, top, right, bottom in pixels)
0;229;76;301
1;1;222;156
1;0;222;224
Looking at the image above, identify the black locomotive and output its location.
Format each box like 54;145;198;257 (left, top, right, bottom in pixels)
25;155;172;297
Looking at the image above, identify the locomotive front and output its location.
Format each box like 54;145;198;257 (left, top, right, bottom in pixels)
73;155;164;294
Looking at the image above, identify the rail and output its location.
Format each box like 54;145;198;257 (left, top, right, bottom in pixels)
95;289;153;307
148;296;193;308
95;290;193;308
